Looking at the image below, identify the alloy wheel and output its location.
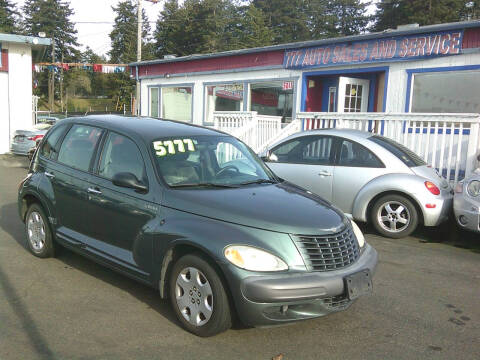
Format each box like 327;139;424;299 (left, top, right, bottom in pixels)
27;211;46;252
377;201;410;233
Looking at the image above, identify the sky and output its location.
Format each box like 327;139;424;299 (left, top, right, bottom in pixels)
15;0;378;57
16;0;163;56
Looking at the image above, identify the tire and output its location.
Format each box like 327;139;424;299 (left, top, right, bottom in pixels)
25;203;55;258
371;194;419;239
169;253;232;337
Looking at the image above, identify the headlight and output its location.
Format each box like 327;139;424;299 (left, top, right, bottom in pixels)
224;245;288;272
351;220;365;248
467;180;480;197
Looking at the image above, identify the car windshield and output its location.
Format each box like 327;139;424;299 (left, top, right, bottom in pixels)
151;135;276;187
369;135;426;167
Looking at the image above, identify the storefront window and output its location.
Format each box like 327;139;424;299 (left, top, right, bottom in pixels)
150;87;159;118
205;83;244;124
249;81;294;122
161;86;192;122
411;70;480;113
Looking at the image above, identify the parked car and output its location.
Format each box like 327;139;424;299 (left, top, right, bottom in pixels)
18;116;377;337
454;168;480;233
261;129;453;239
10;116;59;156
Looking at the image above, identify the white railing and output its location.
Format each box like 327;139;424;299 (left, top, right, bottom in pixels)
213;111;282;152
297;112;480;184
257;119;302;154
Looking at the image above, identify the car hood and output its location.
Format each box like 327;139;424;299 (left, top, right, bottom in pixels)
164;182;347;235
411;165;450;189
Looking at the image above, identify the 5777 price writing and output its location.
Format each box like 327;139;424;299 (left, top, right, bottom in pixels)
153;139;196;157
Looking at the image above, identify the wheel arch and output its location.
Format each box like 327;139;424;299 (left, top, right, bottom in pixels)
157;242;229;300
351;174;427;224
20;192;51;223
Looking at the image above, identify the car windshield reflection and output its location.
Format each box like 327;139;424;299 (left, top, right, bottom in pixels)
151;135;276;188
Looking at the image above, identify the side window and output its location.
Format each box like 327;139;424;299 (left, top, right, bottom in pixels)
338;139;384;168
98;133;146;182
57;125;103;172
271;136;333;165
40;124;67;159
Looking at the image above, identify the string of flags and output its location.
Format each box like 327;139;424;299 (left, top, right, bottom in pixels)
33;62;129;74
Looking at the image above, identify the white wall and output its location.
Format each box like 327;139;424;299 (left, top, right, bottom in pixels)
0;72;9;153
140;67;303;126
0;42;33;154
139;52;480;126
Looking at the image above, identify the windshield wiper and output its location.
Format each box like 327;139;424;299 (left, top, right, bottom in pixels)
170;182;238;189
239;179;277;186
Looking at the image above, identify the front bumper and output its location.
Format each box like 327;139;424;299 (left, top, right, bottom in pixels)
454;193;480;233
227;244;378;327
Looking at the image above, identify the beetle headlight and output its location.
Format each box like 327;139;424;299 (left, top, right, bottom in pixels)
467;180;480;197
351;220;365;248
224;245;288;272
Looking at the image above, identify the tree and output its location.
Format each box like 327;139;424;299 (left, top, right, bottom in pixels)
109;0;153;63
373;0;477;31
81;47;107;64
22;0;79;61
225;4;274;49
0;0;20;34
253;0;311;43
154;0;274;57
324;0;371;36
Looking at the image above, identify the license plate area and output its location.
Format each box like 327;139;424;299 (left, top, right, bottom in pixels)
345;270;372;300
15;136;25;143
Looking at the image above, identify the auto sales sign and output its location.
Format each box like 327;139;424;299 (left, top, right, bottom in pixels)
283;31;463;69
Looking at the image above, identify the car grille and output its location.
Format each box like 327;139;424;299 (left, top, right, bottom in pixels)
293;227;360;272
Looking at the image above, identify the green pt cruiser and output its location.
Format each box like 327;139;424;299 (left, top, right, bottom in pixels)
18;115;378;337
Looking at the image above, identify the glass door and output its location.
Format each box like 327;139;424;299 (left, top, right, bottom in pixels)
337;77;370;113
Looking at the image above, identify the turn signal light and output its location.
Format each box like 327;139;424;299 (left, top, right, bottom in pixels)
425;181;440;195
27;135;44;141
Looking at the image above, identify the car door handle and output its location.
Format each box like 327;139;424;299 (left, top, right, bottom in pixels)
87;187;102;195
318;171;332;177
45;172;55;179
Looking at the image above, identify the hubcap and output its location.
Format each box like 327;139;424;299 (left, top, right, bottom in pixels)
175;267;213;327
377;201;410;233
27;211;46;252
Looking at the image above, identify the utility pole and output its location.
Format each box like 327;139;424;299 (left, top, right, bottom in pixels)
60;52;64;112
136;0;159;116
136;0;142;116
49;38;55;111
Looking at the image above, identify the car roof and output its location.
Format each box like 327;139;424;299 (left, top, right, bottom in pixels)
59;115;225;142
300;128;373;139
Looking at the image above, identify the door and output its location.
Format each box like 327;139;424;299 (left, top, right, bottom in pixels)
87;131;155;273
333;138;389;214
48;124;103;237
266;135;335;201
337;77;370;113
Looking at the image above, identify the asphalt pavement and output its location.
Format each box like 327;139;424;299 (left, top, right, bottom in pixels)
0;154;479;360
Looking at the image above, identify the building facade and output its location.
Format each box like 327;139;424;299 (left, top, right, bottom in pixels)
133;21;480;127
0;33;51;154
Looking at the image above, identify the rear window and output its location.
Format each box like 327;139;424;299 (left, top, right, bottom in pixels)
369;136;426;167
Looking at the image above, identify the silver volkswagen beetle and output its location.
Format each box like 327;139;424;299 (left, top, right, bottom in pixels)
454;169;480;233
261;129;453;238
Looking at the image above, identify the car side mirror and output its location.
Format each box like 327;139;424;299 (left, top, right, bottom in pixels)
261;151;278;162
112;172;148;193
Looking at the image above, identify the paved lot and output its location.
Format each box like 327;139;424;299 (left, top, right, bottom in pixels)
0;155;479;360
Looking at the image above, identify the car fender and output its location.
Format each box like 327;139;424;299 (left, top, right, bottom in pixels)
352;173;427;222
19;173;56;225
153;206;304;298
